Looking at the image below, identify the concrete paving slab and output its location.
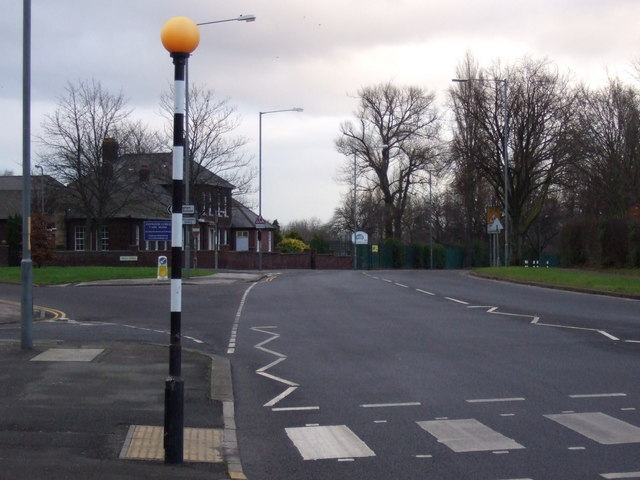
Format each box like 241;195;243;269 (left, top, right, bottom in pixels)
30;348;104;362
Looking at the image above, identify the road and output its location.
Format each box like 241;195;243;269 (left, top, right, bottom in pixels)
230;270;640;480
1;269;638;479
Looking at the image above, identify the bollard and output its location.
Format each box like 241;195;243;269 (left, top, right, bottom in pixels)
524;260;529;267
157;255;168;280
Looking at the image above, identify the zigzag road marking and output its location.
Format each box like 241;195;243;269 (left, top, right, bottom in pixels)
251;326;301;408
363;272;625;342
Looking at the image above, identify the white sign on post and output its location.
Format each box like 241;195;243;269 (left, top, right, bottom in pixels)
352;231;369;245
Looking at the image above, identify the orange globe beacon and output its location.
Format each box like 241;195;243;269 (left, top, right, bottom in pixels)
161;17;200;54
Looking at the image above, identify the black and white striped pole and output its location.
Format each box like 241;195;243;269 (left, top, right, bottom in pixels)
160;16;200;465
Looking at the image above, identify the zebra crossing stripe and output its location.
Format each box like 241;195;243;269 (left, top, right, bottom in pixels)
416;418;525;453
545;412;640;445
285;425;375;460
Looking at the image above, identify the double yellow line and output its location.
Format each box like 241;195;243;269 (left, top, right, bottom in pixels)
0;299;67;322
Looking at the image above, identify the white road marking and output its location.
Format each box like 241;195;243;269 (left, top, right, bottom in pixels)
360;402;421;408
227;282;258;354
622;408;637;411
285;425;375;460
374;420;387;424
273;406;319;412
601;473;640;479
263;386;298;408
394;283;409;288
545;412;640;444
445;297;469;305
568;446;586;450
415;454;433;458
500;413;516;417
417;418;525;453
466;397;525;403
599;330;620;341
416;289;436;295
256;371;298;387
569;393;627;399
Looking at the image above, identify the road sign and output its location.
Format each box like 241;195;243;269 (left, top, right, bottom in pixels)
144;221;171;241
182;215;196;225
183;204;195;214
192;226;200;236
255;215;267;229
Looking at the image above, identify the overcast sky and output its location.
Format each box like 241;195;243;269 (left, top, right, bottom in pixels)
2;0;639;225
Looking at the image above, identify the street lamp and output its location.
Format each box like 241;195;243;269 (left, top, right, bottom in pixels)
428;170;434;270
184;14;255;278
160;15;200;465
452;77;510;266
21;0;33;350
258;107;303;270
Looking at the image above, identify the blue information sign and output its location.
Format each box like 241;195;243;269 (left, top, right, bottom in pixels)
144;221;172;242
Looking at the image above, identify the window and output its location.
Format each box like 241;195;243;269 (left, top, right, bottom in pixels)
99;226;109;251
74;226;85;251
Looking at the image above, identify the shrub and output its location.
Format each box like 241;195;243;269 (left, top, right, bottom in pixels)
277;237;309;253
559;221;587;267
597;218;628;268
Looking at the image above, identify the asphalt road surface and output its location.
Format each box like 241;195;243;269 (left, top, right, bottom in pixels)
1;269;639;479
229;270;640;480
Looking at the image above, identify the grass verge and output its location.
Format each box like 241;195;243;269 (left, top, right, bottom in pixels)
473;267;640;297
0;266;216;285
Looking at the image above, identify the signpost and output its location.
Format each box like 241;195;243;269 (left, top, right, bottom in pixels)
486;207;504;267
144;221;172;242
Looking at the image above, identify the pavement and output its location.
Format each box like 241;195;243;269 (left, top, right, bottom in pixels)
0;271;264;479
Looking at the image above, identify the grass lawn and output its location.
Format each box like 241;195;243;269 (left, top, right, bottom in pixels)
0;266;216;285
474;267;640;296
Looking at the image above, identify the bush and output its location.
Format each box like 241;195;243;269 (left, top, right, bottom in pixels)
629;221;640;268
384;237;403;268
277;237;309;253
559;221;588;267
310;234;330;254
597;218;628;268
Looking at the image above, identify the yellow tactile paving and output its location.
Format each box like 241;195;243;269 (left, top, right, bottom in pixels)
121;425;223;463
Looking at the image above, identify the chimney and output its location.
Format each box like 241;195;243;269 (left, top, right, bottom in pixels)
102;137;119;163
139;165;151;182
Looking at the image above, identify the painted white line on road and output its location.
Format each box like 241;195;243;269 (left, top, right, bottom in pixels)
568;446;586;450
337;458;355;462
546;412;640;444
360;402;421;408
415;454;433;458
273;406;319;412
601;472;640;479
417;418;525;453
599;330;620;341
374;420;387;424
622;408;637;411
285;425;374;460
445;297;469;305
382;278;393;283
256;357;287;373
466;397;525;404
416;289;436;296
569;393;627;399
263;386;298;408
500;413;516;417
394;283;409;288
256;371;299;387
227;282;258;354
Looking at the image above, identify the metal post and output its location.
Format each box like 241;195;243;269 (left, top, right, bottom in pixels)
353;153;357;270
502;80;510;267
165;51;188;465
21;0;33;350
184;57;191;279
258;112;263;271
429;171;433;270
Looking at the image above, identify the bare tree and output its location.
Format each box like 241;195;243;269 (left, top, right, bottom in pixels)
38;79;158;249
567;78;640;218
336;82;442;241
450;56;577;264
161;83;255;206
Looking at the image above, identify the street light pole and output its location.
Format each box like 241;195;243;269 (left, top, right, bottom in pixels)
161;16;200;465
429;170;433;270
452;77;510;266
184;14;255;278
353;153;357;270
258;107;303;270
21;0;33;350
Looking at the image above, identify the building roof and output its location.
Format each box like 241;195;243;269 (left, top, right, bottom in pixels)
231;199;273;230
0;175;63;219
